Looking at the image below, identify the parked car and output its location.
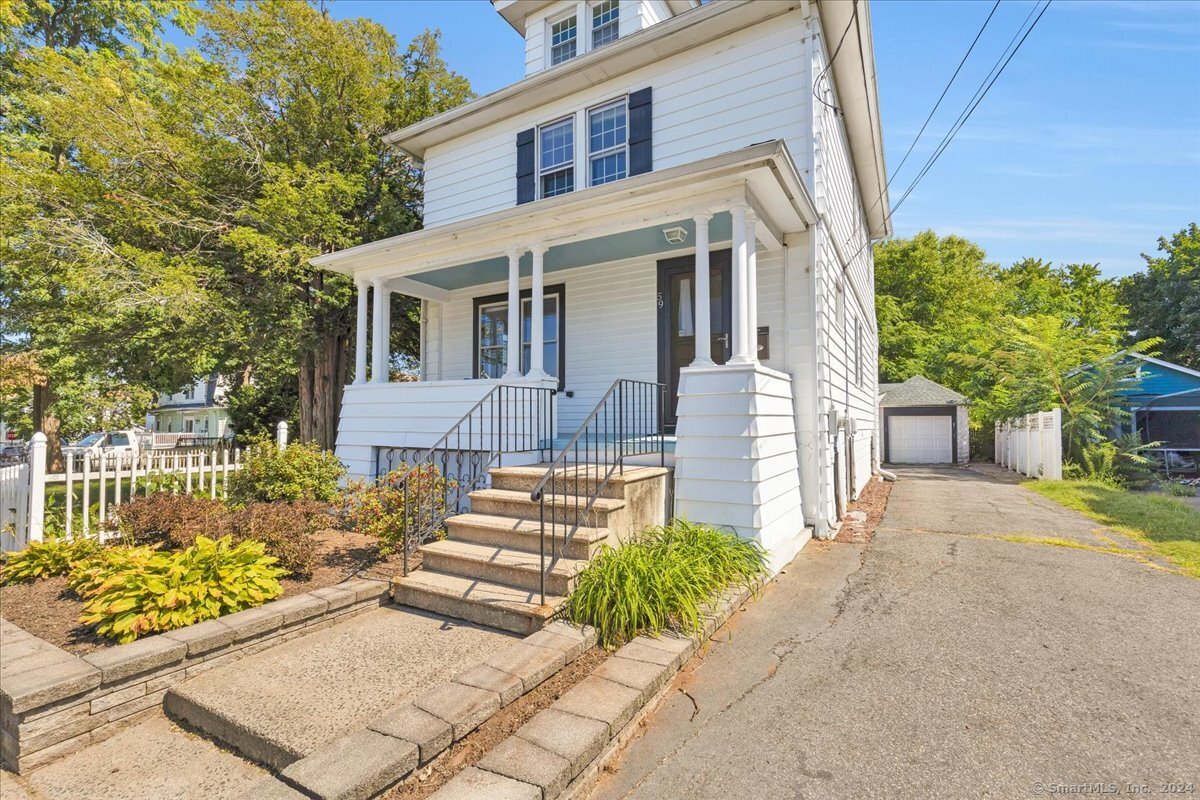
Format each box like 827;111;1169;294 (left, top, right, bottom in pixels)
63;430;144;459
0;442;26;466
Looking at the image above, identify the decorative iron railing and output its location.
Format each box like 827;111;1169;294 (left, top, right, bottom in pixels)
382;384;556;576
528;379;666;603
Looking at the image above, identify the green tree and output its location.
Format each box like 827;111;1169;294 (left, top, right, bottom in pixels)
1120;223;1200;369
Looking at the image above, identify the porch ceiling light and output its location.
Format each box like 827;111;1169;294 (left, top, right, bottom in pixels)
662;225;688;245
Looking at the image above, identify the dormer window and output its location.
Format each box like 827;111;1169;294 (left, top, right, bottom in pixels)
549;13;577;66
539;117;575;198
588;99;628;186
591;0;620;48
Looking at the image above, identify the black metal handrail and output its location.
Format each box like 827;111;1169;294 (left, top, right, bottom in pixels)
529;378;666;603
388;383;556;576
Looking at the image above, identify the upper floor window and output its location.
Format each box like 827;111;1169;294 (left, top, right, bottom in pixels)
549;14;577;66
591;0;620;48
588;99;627;186
539;117;575;198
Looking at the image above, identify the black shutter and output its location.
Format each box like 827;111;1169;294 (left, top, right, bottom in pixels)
516;127;536;204
628;87;652;176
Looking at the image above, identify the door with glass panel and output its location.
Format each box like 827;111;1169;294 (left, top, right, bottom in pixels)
657;250;733;431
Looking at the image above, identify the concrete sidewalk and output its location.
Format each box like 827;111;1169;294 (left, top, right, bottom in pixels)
588;467;1200;799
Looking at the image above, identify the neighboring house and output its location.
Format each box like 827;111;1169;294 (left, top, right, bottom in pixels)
879;376;969;465
1119;354;1200;454
145;374;233;442
313;0;888;626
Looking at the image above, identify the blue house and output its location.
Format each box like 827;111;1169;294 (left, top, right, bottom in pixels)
1121;354;1200;454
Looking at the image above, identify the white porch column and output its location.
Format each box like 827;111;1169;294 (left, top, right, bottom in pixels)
504;248;523;378
729;204;752;364
354;277;369;384
528;244;549;379
691;214;714;366
370;277;390;383
745;209;759;363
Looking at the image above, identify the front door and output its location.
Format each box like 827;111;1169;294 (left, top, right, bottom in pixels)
657;250;733;431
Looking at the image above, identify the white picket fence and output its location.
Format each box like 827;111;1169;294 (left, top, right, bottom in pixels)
995;408;1063;480
0;423;289;553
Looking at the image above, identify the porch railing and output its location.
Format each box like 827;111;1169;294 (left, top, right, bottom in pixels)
528;378;666;603
392;384;556;576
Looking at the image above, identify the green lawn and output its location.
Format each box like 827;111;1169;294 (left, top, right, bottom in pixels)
1028;480;1200;579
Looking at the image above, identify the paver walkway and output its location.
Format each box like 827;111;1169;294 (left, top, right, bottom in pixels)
588;466;1200;799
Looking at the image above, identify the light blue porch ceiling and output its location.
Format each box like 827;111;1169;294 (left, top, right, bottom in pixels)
406;211;733;291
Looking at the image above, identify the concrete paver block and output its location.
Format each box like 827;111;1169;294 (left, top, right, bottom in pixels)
162;619;234;656
82;636;187;684
341;578;390;603
477;735;573;800
522;629;585;661
455;664;524;706
246;776;310;799
270;594;329;625
3;659;101;715
626;634;695;668
591;656;673;704
516;707;610;775
282;728;417;800
428;766;540;800
614;639;679;669
551;676;641;737
367;703;452;764
220;605;284;642
486;642;567;691
414;682;501;741
542;621;597;652
309;585;358;611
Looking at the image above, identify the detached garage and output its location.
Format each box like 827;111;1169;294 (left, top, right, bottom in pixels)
880;376;969;464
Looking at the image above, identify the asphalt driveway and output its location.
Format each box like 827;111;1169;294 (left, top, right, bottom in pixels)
587;466;1200;800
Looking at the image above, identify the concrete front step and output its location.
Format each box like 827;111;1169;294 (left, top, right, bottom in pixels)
445;512;610;560
392;570;564;636
489;464;669;500
162;606;513;772
421;540;586;596
469;488;626;528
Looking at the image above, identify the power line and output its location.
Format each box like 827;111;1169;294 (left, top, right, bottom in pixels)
846;0;1053;267
812;0;859;117
866;0;1002;220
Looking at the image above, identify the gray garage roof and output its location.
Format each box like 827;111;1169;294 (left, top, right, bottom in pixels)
879;376;966;408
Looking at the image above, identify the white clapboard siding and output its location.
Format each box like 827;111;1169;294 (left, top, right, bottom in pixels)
423;12;811;227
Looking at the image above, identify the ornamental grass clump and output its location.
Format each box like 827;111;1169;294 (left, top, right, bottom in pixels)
0;536;100;586
77;536;287;643
567;519;767;649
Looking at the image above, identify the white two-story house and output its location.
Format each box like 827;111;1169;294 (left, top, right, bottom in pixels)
315;0;889;631
145;374;233;444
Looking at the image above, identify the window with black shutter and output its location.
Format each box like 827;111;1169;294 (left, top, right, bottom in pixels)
628;87;652;176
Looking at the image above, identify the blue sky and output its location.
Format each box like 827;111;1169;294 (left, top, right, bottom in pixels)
236;0;1200;278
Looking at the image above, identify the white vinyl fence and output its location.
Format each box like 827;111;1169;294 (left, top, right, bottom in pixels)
995;409;1063;480
0;422;289;553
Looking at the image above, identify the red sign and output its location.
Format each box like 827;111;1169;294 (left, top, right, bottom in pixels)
4;431;15;440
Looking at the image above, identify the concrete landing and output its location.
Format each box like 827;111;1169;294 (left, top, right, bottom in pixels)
9;715;264;800
165;605;514;770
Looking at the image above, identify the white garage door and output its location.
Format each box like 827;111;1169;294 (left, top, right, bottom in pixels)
889;415;953;463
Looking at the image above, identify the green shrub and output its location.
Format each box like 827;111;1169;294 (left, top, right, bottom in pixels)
227;441;345;505
338;465;455;555
0;537;100;586
109;494;231;548
78;536;286;643
567;519;767;649
1160;481;1197;498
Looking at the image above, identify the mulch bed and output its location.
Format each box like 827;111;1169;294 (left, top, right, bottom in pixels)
385;647;609;800
834;476;893;544
0;528;410;655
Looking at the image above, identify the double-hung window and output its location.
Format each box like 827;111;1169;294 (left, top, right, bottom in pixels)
588;99;627;186
539;117;575;198
475;286;566;387
591;0;620;48
549;13;577;66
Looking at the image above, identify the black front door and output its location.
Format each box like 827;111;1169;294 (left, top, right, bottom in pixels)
657;250;733;431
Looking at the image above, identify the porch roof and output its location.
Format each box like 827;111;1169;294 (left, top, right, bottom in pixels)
311;140;817;299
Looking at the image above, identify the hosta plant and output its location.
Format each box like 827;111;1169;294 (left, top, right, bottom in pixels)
67;545;160;597
78;536;287;643
0;537;100;586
